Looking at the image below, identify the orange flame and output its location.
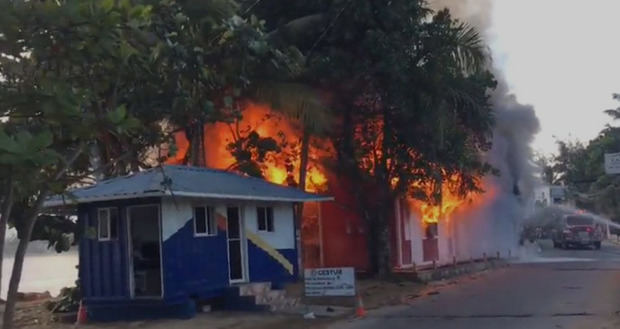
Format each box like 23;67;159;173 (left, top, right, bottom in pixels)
168;104;493;224
169;103;329;192
350;116;492;225
413;175;494;224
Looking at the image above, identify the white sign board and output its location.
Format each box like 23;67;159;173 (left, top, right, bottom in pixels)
304;267;355;297
605;152;620;174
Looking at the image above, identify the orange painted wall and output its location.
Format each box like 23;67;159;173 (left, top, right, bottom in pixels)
317;173;369;271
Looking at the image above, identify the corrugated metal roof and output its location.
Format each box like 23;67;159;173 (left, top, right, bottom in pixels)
45;165;333;207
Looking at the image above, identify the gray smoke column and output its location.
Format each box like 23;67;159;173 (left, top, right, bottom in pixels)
429;0;542;258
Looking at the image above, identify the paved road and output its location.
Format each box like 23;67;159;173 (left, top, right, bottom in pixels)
332;240;620;329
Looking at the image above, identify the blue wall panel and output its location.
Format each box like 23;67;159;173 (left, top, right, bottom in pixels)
80;204;126;300
79;198;159;302
247;241;297;287
162;218;229;301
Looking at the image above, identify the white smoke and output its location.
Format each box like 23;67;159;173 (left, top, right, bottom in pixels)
430;0;542;259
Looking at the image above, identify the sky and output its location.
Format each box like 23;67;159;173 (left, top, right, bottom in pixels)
489;0;620;155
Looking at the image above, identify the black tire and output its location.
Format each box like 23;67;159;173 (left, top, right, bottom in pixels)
594;241;601;250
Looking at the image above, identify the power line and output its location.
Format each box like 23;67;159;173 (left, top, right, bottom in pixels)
306;0;354;63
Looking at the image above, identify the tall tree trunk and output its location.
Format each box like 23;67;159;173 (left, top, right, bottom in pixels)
295;129;310;276
376;194;393;276
367;188;393;276
0;178;14;298
182;129;193;165
188;123;205;167
366;207;380;274
372;112;393;276
3;144;83;329
298;129;310;192
3;191;47;329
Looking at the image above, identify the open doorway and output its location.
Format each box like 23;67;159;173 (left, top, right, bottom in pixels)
226;206;247;283
128;205;162;298
302;202;323;268
423;222;439;262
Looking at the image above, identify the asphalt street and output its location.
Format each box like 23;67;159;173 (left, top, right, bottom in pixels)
331;240;620;329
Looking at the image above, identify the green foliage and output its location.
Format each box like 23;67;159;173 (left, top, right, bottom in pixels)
552;95;620;222
240;0;496;274
0;0;501;281
145;0;301;165
304;2;495;200
0;129;58;167
246;1;495;204
552;140;590;188
0;2;218;324
534;154;557;185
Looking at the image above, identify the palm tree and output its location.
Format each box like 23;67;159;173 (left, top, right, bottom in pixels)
253;81;332;276
256;82;332;191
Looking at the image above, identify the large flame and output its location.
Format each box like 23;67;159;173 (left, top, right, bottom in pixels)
168;104;493;226
413;174;495;224
169;103;329;192
350;116;492;225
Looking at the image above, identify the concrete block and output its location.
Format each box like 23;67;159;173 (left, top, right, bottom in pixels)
239;282;272;296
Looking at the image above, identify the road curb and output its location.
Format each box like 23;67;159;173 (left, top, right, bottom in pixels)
415;260;508;283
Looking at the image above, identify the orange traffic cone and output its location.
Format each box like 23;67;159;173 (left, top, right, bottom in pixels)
75;301;87;325
355;294;366;318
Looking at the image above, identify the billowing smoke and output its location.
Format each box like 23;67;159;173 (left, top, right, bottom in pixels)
430;0;494;32
430;0;542;258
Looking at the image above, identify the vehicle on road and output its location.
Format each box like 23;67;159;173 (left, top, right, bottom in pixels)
551;214;603;249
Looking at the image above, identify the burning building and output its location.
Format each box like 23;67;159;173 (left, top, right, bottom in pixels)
167;90;539;271
163;0;541;273
167;103;371;270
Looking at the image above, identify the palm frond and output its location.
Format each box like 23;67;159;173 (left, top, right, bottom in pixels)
453;23;487;74
255;81;332;135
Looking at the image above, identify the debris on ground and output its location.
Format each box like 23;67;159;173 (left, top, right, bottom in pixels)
303;312;316;320
11;298;57;328
17;291;52;302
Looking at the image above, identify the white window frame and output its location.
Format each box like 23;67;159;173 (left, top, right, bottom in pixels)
193;206;217;237
256;206;275;233
97;207;117;241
